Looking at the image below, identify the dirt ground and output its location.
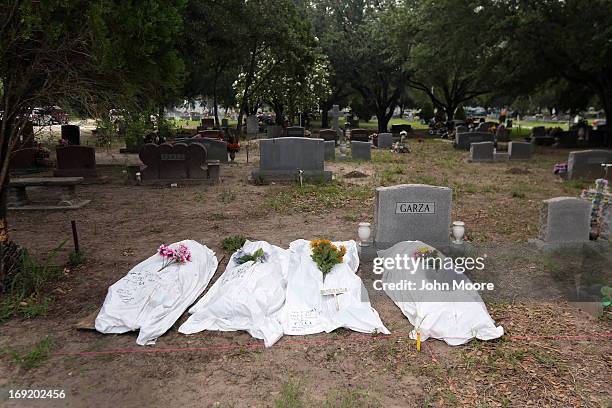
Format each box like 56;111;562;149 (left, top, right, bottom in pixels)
1;138;610;407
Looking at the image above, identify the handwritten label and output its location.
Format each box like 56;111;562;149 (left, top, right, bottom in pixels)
320;288;348;296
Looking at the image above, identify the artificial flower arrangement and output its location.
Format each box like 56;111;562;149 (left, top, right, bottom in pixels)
158;243;192;272
310;239;347;278
413;247;441;269
227;143;241;152
233;248;268;264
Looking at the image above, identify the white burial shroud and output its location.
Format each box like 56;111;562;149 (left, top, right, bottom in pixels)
280;239;390;336
179;240;292;347
378;241;503;345
95;240;218;346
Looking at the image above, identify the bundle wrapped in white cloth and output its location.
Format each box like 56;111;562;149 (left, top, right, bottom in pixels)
95;240;218;345
179;240;292;347
378;241;503;345
280;239;389;336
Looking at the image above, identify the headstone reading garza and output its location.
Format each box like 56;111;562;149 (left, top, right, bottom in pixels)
351;141;371;161
454;132;495;150
469;141;494;162
267;125;283;138
285;126;305;138
138;143;213;182
173;137;228;163
508;141;532;160
350;128;369;142
319;129;337;142
377;133;393;149
374;184;452;250
538;197;590;243
324;140;335;161
61;125;80;145
246;116;259;135
251;137;331;182
567;150;612;180
54;145;98;178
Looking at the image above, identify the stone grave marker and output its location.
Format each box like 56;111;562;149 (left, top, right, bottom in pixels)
201;118;215;129
496;126;510;142
324;140;335;161
327;104;345;140
508;141;532;160
54;145;98;178
377;133;393;149
350;128;369;142
221;118;229;128
567;150;612;180
10;148;40;171
455;131;495;150
537;197;591;243
319;129;337;143
469;141;494;162
351;141;371;161
246;116;259;135
174;137;228;162
61;125;80;145
267;125;283;138
138;143;216;183
251;137;331;182
285;126;305;138
373;184;452;250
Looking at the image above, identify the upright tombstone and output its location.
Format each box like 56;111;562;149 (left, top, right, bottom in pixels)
373;184;452;250
496;126;510;142
138;143;217;184
319;129;337;143
267;125;283;138
251;137;331;182
350;128;369;142
54;145;98;178
537;197;591;244
246;116;259;135
201;118;215;129
351;141;371;161
454;132;495;150
10;148;40;171
327;104;345;140
377;133;393;149
61;125;80;145
173;137;228;163
567;150;612;180
469;141;495;162
221;118;229;128
285;126;305;138
508;141;532;160
324;140;335;161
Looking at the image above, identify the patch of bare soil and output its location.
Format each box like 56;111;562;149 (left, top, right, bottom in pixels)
1;142;610;407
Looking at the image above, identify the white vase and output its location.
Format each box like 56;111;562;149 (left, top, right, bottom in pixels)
358;222;371;246
452;221;465;244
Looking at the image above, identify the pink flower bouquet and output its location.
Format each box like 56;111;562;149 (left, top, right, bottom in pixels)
158;243;192;271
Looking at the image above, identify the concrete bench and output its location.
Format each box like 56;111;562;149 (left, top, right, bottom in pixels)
9;177;90;210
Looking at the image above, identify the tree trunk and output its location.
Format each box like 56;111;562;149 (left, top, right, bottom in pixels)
445;104;456;121
376;108;391;133
321;106;330;129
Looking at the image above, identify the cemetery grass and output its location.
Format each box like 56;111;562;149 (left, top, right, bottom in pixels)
0;140;610;407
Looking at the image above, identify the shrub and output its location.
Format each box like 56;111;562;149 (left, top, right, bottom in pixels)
221;235;247;253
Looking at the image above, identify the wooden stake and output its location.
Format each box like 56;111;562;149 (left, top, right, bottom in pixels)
71;220;79;253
